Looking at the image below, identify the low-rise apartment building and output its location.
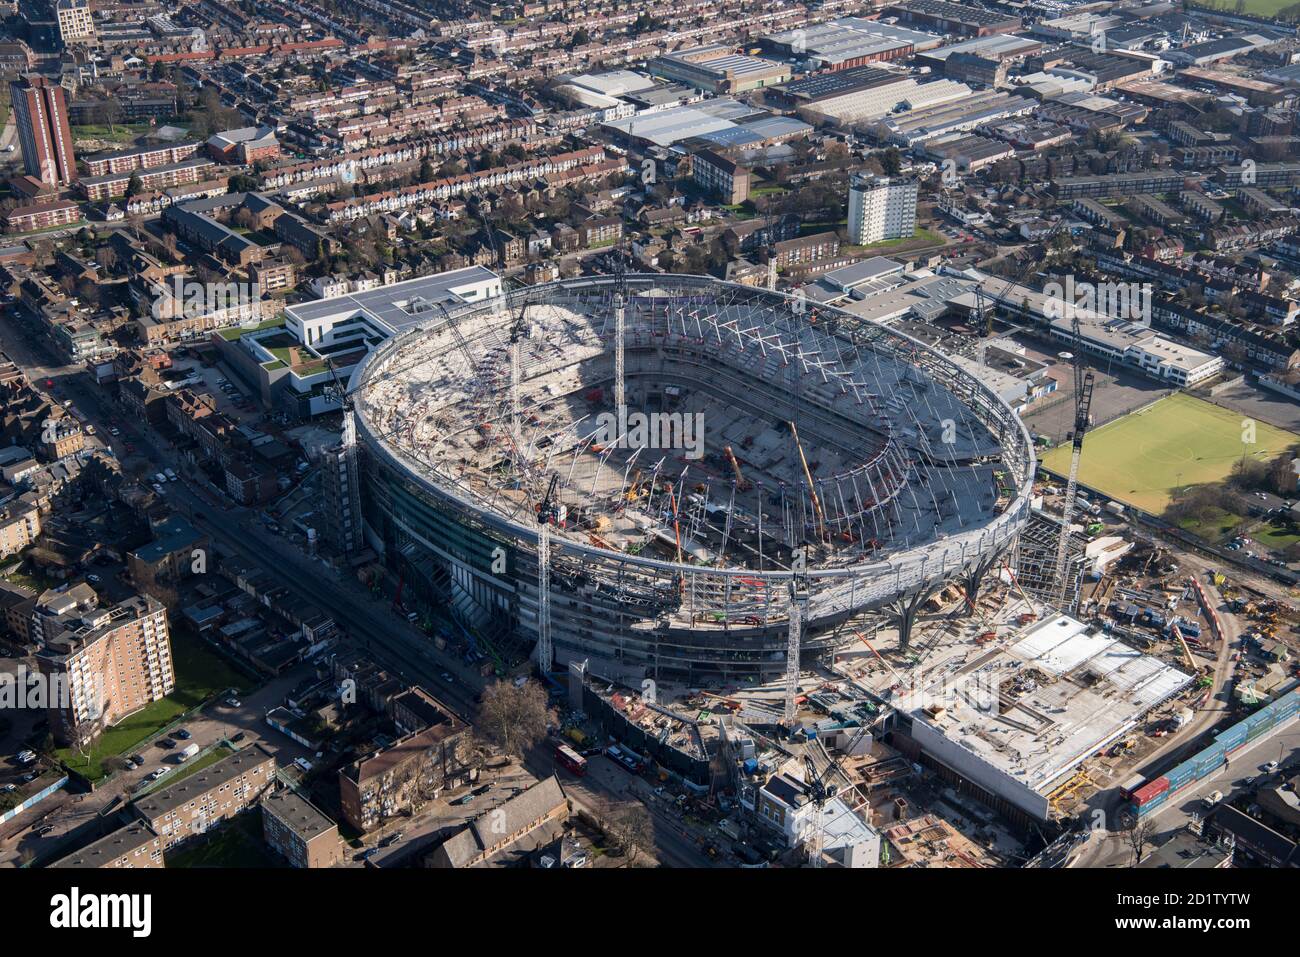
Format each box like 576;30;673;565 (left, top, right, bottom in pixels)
50;820;165;869
262;789;343;868
0;502;41;558
134;745;277;849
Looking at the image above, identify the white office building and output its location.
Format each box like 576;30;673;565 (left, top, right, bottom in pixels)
847;175;918;245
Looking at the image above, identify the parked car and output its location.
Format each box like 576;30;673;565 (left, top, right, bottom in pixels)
174;728;191;740
1205;790;1223;806
1264;761;1280;773
225;696;241;708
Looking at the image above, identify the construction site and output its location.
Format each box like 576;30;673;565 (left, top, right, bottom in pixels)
349;274;1035;687
340;273;1295;864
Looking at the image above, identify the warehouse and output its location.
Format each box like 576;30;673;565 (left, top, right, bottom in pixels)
914;32;1042;70
762;17;942;69
648;45;791;94
884;0;1022;37
800;77;971;128
873;89;1038;147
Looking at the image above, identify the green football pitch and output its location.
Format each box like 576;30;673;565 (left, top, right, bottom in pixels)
1039;393;1300;515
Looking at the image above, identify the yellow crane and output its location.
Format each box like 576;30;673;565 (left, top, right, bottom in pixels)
789;421;827;543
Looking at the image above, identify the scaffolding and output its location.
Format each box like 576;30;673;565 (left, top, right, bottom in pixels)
1014;511;1086;613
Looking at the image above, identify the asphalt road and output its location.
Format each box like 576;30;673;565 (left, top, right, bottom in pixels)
1073;558;1253;867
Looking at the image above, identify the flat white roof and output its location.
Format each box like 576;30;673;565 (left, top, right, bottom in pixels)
284;266;500;335
904;613;1192;795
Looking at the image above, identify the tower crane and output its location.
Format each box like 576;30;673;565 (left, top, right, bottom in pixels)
535;473;563;674
1051;315;1095;610
801;722;869;867
783;559;810;725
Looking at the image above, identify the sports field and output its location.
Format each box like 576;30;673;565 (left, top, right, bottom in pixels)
1040;393;1300;515
1190;0;1297;18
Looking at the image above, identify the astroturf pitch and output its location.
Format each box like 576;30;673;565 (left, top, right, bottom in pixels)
1039;392;1300;515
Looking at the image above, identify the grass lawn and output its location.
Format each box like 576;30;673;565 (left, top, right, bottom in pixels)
70;123;151;145
1178;508;1247;544
1040;393;1300;515
167;813;282;868
56;630;250;781
1190;0;1296;16
1253;520;1300;551
842;227;947;253
217;317;284;341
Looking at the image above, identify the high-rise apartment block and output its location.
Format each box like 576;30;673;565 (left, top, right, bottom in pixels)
36;594;174;747
847;175;918;245
10;75;78;187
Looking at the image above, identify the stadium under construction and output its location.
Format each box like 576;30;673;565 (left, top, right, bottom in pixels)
346;274;1036;686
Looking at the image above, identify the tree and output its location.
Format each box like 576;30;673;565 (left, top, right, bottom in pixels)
477;679;552;759
605;804;653;865
1122;816;1157;866
125;173;145;198
1268;452;1297;496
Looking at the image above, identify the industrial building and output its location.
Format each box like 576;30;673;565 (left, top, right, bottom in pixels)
762;17;941;70
884;0;1022;37
648;45;791;95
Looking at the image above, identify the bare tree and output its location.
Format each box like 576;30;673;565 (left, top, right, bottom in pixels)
605;804;654;865
1123;816;1157;866
477;679;552;759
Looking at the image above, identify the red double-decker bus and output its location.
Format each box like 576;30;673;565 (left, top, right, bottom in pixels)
555;743;587;776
